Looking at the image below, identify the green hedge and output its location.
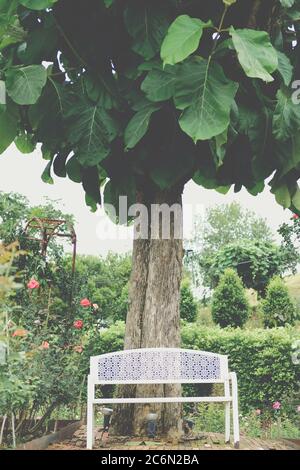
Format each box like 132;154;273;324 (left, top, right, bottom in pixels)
182;324;300;413
85;321;300;414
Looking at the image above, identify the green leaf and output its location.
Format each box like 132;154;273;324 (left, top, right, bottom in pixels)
124;1;170;60
210;128;229;167
104;177;136;225
85;193;97;212
0;108;18;154
161;15;211;66
274;184;291;208
124;103;160;150
82;74;117;110
229;27;278;82
150;131;196;189
280;0;295;7
19;0;58;10
67;101;119;166
275;134;300;179
0;14;26;51
273;87;300;141
103;0;114;7
81;166;101;206
14;132;35;154
0;80;5;105
292;188;300;210
276;51;293;86
53;151;68;177
6;65;47;105
174;57;238;141
66;155;82;183
141;65;178;102
41;160;54;184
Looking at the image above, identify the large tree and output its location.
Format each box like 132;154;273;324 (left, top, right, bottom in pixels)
1;0;300;436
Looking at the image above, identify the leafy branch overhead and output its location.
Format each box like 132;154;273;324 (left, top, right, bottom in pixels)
0;0;300;213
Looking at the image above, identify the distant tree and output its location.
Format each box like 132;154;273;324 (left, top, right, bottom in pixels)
262;276;297;328
212;268;250;328
185;202;273;288
194;201;272;254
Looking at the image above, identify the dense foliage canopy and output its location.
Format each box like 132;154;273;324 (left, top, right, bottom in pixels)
1;1;300;212
207;240;283;295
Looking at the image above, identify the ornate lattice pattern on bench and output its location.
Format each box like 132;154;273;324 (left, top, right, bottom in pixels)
97;348;222;383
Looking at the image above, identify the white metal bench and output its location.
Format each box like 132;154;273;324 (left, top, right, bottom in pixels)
87;348;240;449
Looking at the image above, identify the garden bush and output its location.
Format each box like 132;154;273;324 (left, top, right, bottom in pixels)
89;321;300;416
262;276;297;327
211;268;250;328
180;279;198;322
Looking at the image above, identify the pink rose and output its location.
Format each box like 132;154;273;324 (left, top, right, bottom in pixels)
272;401;281;410
27;279;40;289
80;298;91;307
73;320;84;330
41;341;49;349
292;214;299;220
74;345;84;353
255;409;261;416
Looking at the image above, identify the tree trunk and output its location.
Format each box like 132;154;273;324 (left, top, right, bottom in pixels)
111;184;184;439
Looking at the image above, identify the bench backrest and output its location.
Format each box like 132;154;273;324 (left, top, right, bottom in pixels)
90;348;228;384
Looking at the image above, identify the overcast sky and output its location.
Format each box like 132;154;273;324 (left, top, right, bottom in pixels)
0;145;291;256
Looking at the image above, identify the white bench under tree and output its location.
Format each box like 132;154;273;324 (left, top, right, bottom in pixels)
87;348;240;449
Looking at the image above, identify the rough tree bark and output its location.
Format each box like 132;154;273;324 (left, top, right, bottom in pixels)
111;183;184;439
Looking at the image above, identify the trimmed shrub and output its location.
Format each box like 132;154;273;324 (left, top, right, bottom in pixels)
262;276;297;327
211;268;250;328
180;279;198;322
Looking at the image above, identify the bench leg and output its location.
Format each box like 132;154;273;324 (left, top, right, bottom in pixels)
230;372;240;449
87;376;95;450
225;403;231;443
224;379;230;443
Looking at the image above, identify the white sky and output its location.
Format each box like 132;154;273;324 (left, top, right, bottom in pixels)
0;145;291;256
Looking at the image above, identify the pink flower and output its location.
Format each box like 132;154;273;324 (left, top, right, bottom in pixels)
73;320;84;330
27;279;40;289
297;405;300;413
73;345;84;353
272;401;281;410
80;298;91;307
255;409;261;416
292;214;299;220
92;303;99;311
12;329;28;337
41;341;49;350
